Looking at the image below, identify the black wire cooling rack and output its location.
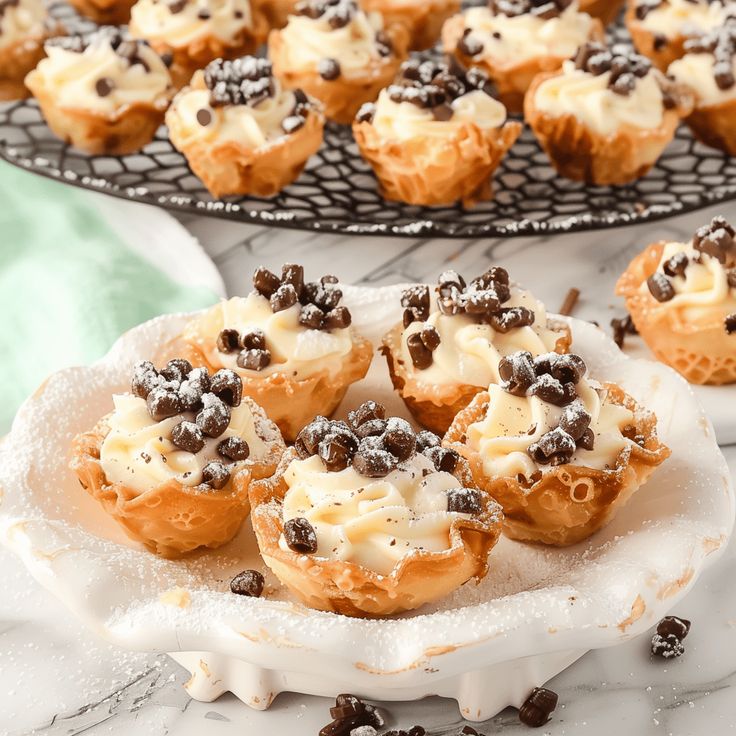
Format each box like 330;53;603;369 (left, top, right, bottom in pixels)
1;3;736;238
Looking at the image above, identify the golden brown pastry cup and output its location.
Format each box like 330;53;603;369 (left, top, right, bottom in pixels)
353;115;522;207
580;0;625;25
381;320;572;435
616;240;736;384
524;71;693;186
444;385;670;546
166;74;325;198
625;4;689;71
0;27;57;102
361;0;460;50
685;97;736;156
248;448;503;617
70;396;286;558
67;0;136;24
255;0;298;29
442;13;604;114
268;23;409;125
25;68;172;155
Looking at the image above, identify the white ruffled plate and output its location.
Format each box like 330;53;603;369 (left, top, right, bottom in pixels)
0;285;733;722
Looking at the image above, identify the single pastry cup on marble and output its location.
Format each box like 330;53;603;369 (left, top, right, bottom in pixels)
0;0;55;101
166;57;324;198
381;266;571;435
70;359;285;558
129;0;268;88
668;22;736;156
360;0;460;50
353;57;521;207
616;216;736;385
249;404;503;617
626;0;734;71
442;0;604;113
579;0;625;25
67;0;136;25
444;350;670;546
525;42;693;186
25;28;175;155
268;0;409;125
176;262;373;442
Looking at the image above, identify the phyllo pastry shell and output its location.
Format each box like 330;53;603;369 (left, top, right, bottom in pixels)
25;27;175;155
255;0;297;28
445;351;670;546
70;359;285;558
250;403;503;617
353;57;521;207
166;57;324;198
67;0;137;25
361;0;460;50
616;216;736;385
177;263;373;442
382;266;571;435
269;0;409;125
525;41;693;186
442;0;604;113
579;0;625;25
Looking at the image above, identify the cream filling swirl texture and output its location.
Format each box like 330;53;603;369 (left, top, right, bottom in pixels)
278;10;385;77
100;393;266;493
0;0;46;50
279;453;470;576
34;41;171;114
533;59;665;136
669;53;736;107
461;1;595;65
638;0;735;38
399;287;562;387
131;0;253;47
371;89;507;140
190;293;354;380
467;381;634;480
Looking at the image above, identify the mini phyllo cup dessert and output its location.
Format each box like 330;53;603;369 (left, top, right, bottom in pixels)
130;0;267;88
0;0;53;100
617;216;736;385
361;0;460;51
166;57;324;198
669;21;736;155
443;0;603;113
381;266;571;435
445;350;670;546
626;0;735;71
353;58;521;207
26;28;174;156
177;263;373;442
525;41;693;186
579;0;625;25
68;0;136;25
269;0;409;125
70;359;285;557
250;402;503;616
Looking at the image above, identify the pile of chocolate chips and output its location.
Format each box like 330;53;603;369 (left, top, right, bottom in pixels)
498;350;594;466
651;614;691;659
318;694;384;736
203;57;276;108
356;58;497;124
489;0;573;19
402;267;535;370
685;20;736;90
131;359;249;490
573;41;656;97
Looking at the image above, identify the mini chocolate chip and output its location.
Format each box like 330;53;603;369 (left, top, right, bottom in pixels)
217;436;250;461
210;368;242;407
160;358;193;383
424;445;459;473
383;417;416;461
299;304;324;329
446;487;482;514
528;427;576;465
312;284;342;312
577;426;595;451
196;108;212;126
663;252;688;278
284;517;318;553
558;400;591;441
528;374;569;406
432;103;453;121
498;351;535;396
230;569;264;597
318;427;358;471
487;306;535;333
352;447;398;478
354;418;387;439
548;353;586;385
415;430;440;453
519;687;558;728
202;461;230;489
355;102;376;123
462;289;501;315
170;420;205;453
420;325;440;351
95;77;114;97
294;416;332;458
282;115;306;134
237;348;271;371
324;306;352;330
657;615;691;640
217;328;241;353
131;360;159;399
318;57;341;80
457;30;483;57
196;393;231;438
270;283;299;313
330;694;365;720
407;332;433;370
348;400;386;428
726;313;736;334
146;387;183;421
401;285;430;322
253;266;282;298
241;328;267;351
179;367;210;411
647;273;675;302
651;633;685;658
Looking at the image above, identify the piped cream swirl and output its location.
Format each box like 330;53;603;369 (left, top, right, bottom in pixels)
669;53;736;107
637;0;735;39
0;0;46;50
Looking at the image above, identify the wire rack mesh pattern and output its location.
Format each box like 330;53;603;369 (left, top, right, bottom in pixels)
1;4;735;238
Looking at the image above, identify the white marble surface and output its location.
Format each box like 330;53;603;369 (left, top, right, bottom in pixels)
2;202;736;735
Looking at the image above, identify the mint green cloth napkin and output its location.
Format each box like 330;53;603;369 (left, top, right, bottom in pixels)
0;162;222;432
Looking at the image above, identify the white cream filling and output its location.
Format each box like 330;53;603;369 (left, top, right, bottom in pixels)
669;52;736;107
0;0;46;51
461;1;595;65
370;88;507;140
399;286;563;388
168;73;297;147
131;0;253;47
34;40;171;114
100;393;267;493
278;9;386;78
278;453;470;576
467;380;634;480
533;59;665;136
638;0;735;38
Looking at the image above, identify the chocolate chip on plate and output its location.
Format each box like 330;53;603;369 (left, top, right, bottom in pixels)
656;615;691;640
519;687;558;728
170;420;205;454
217;435;250;461
230;569;264;597
284;517;318;554
651;632;685;659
